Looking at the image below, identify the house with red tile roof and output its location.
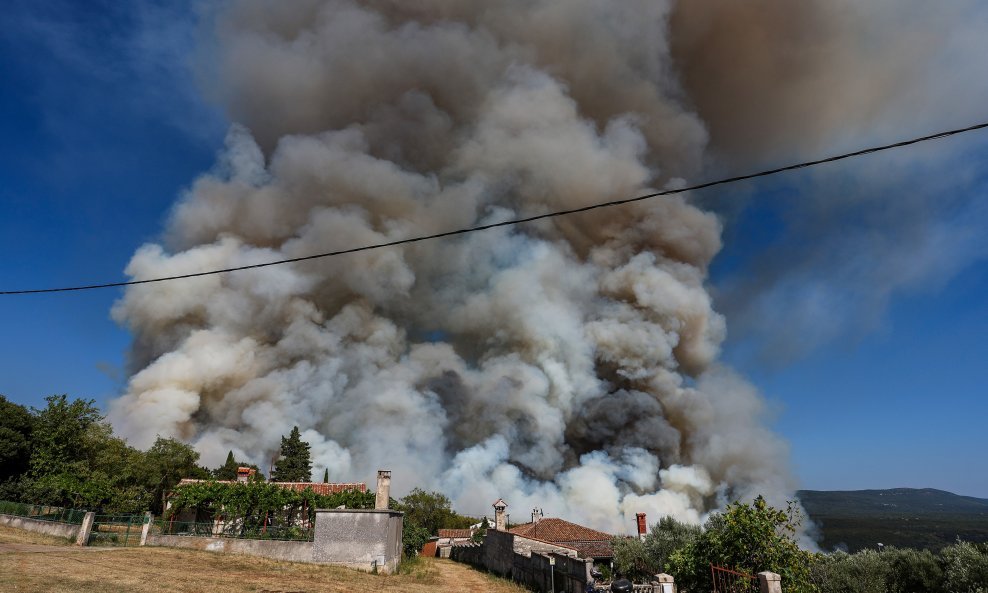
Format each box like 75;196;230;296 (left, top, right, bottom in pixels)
167;474;367;532
508;516;614;562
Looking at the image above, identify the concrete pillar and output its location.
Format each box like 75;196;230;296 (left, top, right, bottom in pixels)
758;571;782;593
75;512;95;546
139;512;152;546
375;470;391;510
652;573;676;593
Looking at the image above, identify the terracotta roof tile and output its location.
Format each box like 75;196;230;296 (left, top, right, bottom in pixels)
508;518;612;542
438;529;473;539
508;518;614;559
570;540;614;560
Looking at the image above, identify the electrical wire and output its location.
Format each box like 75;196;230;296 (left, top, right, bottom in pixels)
3;120;987;296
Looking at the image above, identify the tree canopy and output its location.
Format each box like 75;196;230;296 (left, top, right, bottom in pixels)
613;516;702;581
0;395;33;485
271;426;312;482
670;496;815;593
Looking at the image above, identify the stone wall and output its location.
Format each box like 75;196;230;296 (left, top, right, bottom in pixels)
0;513;81;541
145;534;315;562
513;551;591;593
483;528;516;577
451;528;591;593
313;508;403;574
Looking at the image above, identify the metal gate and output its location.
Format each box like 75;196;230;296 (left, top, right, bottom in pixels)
88;513;149;546
711;564;758;593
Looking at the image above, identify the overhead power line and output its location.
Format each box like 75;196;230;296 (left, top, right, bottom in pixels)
4;120;988;296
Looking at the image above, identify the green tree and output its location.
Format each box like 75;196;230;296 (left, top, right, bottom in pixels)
214;451;239;481
395;488;474;535
144;437;206;515
323;468;329;484
884;547;945;593
270;427;312;482
28;395;102;477
26;417;147;512
402;523;431;558
613;536;653;580
0;395;33;485
613;517;701;581
809;550;889;593
669;496;815;593
391;488;476;557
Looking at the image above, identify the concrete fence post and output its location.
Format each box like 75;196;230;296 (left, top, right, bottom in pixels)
75;512;96;546
757;571;782;593
140;512;153;546
652;573;676;593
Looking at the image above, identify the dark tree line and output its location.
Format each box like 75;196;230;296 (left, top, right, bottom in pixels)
0;394;208;515
0;394;323;516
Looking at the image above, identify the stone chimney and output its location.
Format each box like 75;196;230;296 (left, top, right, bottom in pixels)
375;470;391;510
492;498;508;531
531;508;543;524
636;513;647;540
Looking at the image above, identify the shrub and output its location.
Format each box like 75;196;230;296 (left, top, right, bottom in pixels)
613;516;701;582
884;547;945;593
669;496;815;593
941;540;988;593
809;550;888;593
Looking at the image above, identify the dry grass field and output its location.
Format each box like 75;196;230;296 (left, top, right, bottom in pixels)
0;525;526;593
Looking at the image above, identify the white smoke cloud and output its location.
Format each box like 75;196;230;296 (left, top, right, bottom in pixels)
100;0;947;536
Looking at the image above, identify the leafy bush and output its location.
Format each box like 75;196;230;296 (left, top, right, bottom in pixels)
402;522;432;558
669;496;815;593
884;547;945;593
613;516;701;582
941;540;988;593
810;550;888;593
166;480;375;537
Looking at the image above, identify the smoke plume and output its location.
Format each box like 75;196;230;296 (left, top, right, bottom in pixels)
107;0;979;532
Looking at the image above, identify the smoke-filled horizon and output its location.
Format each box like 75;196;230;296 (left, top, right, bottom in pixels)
105;0;988;533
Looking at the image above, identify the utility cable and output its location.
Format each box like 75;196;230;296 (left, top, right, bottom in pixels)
3;120;987;295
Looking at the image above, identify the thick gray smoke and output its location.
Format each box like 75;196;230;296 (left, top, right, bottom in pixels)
107;0;978;532
675;0;988;361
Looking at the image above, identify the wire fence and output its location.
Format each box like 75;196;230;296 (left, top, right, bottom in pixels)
0;500;87;525
155;518;314;542
88;514;149;547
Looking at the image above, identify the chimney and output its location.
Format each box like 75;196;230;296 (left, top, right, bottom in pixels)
636;513;647;540
492;498;508;531
532;508;542;524
375;470;391;510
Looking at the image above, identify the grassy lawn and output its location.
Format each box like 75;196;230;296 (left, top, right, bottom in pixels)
0;524;526;593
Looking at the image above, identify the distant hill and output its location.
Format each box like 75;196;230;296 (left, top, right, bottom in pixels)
797;488;988;552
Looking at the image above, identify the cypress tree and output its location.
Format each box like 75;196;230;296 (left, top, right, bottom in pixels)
214;450;238;480
323;468;329;483
271;426;312;482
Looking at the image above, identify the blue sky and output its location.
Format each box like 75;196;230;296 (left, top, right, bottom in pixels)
1;1;986;497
